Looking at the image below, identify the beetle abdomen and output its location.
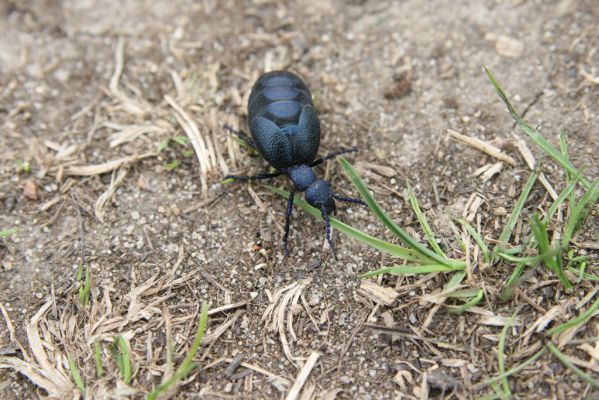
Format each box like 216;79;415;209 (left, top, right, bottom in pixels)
248;71;313;126
248;71;320;170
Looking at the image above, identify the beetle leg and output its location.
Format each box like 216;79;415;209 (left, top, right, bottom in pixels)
224;171;284;182
310;147;359;167
283;190;295;257
321;206;338;260
332;194;367;206
224;124;257;150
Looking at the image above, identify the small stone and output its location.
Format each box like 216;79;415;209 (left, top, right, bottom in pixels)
492;207;507;216
157;206;166;214
496;35;524;58
23;180;39;200
131;211;140;220
249;292;258;299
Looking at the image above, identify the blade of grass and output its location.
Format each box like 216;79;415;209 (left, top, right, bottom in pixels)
494;170;539;255
479;347;548;388
359;263;459;278
497;310;519;397
0;228;18;237
546;295;599;336
110;336;132;384
484;67;591;189
267;185;423;261
67;354;85;397
338;157;464;269
147;302;209;400
446;289;484;314
444;271;467;290
457;219;491;264
546;342;599;389
94;341;104;378
78;265;91;306
562;178;599;248
542;169;582;225
407;188;446;257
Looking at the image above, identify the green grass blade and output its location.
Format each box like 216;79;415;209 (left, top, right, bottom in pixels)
562;178;599;248
542;169;582;225
497;250;557;265
148;302;209;400
546;342;599;389
457;219;491;264
78;265;91;306
481;348;548;388
530;214;571;288
359;263;460;278
266;185;422;261
94;341;104;378
546;295;599;336
337;157;464;269
67;354;86;397
497;310;518;397
484;67;591;189
495;170;539;252
407;188;446;257
444;271;467;290
446;289;484;314
110;336;132;384
0;228;18;237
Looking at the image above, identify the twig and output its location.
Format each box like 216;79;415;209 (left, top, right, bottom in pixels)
448;129;517;166
285;352;320;400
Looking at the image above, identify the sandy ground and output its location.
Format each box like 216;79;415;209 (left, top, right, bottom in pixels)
1;0;598;399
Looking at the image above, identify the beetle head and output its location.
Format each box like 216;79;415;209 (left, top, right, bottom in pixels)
305;179;336;215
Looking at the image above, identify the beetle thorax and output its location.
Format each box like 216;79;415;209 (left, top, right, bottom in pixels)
289;165;317;191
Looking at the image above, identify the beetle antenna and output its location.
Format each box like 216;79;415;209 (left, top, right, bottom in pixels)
321;206;337;260
310;147;359;167
332;194;367;206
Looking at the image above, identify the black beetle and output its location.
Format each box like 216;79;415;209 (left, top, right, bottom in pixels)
225;70;365;259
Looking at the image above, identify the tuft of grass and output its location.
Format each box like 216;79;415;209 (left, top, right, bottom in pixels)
529;214;571;289
147;302;209;400
337;157;464;270
110;336;132;385
67;354;86;397
77;264;92;307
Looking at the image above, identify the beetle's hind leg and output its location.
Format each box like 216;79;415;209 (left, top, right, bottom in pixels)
224;124;257;150
321;206;338;260
223;170;285;182
310;147;359;167
282;191;295;257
